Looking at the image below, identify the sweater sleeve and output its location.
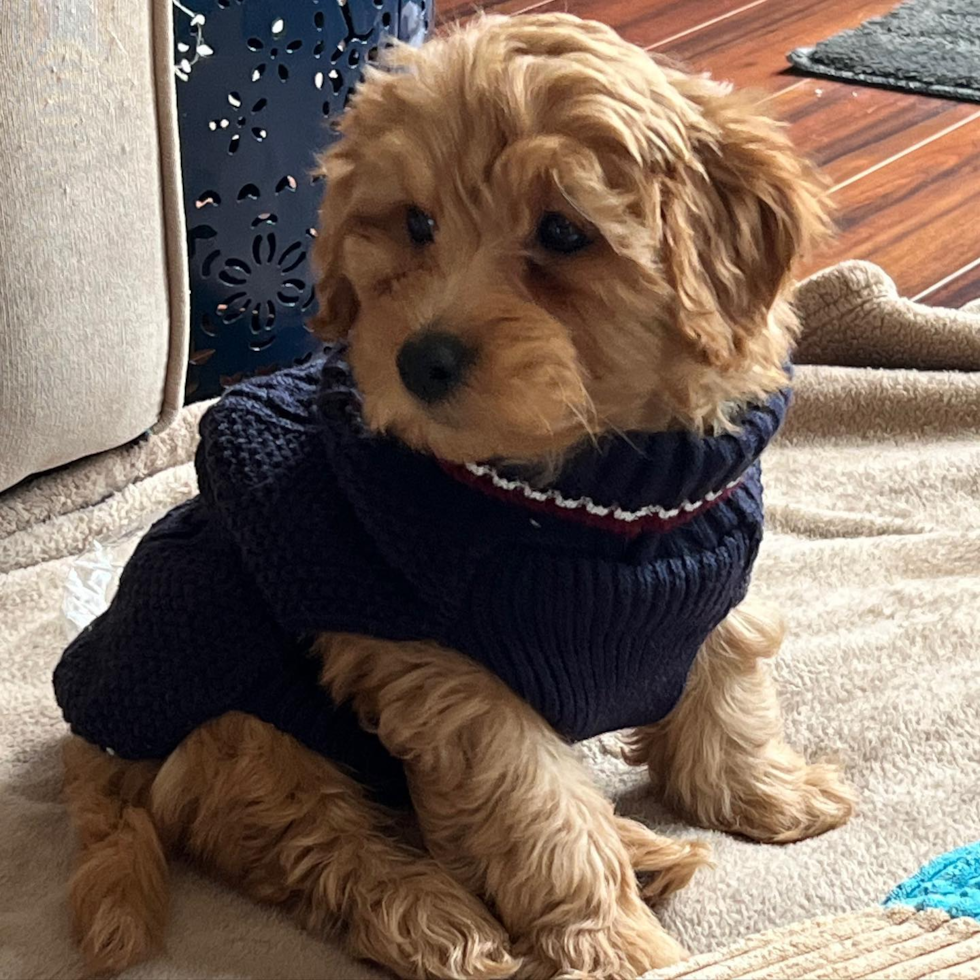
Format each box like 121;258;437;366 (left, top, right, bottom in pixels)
53;496;293;759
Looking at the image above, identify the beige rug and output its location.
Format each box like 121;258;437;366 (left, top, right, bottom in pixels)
649;906;980;979
2;260;979;978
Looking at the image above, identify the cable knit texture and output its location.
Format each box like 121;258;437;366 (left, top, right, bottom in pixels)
53;344;788;799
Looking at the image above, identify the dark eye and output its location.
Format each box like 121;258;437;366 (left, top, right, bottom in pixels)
406;205;436;245
537;211;591;254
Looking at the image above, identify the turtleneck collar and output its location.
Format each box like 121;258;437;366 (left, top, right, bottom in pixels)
440;384;790;537
317;344;790;540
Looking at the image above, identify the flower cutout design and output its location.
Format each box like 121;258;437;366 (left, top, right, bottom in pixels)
173;1;213;81
247;17;304;85
201;212;314;351
311;2;391;115
190;179;315;352
209;91;269;154
179;0;404;401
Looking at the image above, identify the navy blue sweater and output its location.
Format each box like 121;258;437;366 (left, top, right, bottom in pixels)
54;345;789;803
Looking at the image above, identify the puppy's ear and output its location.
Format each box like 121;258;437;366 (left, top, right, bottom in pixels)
308;155;360;341
661;85;830;367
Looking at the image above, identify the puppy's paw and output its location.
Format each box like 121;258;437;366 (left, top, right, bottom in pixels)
347;867;519;979
68;808;168;976
736;760;857;844
615;816;712;904
74;904;161;978
519;900;688;979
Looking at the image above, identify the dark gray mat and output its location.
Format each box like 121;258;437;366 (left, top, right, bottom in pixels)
788;0;980;103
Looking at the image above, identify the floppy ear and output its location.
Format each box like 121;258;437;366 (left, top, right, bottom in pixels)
661;86;831;367
308;49;424;342
307;152;360;341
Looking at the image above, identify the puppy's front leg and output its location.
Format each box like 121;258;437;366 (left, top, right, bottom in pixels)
626;596;856;843
151;712;516;980
317;633;688;979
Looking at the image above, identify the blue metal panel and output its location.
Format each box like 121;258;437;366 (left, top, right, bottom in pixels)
172;0;431;400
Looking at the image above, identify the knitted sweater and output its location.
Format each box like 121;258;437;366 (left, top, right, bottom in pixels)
54;345;789;803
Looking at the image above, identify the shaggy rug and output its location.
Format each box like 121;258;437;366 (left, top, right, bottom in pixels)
788;0;980;104
1;260;979;978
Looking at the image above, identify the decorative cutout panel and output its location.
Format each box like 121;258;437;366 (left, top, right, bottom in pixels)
174;0;430;400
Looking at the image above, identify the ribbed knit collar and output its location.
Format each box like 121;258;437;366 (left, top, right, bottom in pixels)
316;345;790;540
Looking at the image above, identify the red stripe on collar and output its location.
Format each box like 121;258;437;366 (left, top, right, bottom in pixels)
439;461;743;537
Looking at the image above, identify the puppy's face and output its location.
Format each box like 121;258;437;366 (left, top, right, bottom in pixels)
311;14;829;465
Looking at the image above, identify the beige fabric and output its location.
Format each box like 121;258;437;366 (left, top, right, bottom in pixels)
794;260;980;370
151;0;191;435
0;0;188;494
1;261;979;977
647;907;980;979
0;400;208;574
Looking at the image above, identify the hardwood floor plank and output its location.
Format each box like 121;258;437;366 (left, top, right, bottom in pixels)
435;0;482;23
438;0;762;44
802;117;980;297
436;0;551;27
663;0;900;94
772;80;980;188
914;260;980;309
471;0;767;46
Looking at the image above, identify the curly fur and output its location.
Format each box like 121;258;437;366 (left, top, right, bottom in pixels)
61;13;852;979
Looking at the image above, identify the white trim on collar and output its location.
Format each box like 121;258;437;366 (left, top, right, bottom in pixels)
463;462;743;525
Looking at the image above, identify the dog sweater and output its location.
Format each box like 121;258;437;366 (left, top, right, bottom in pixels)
54;344;789;803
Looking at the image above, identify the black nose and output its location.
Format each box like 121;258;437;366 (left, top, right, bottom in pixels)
396;331;475;405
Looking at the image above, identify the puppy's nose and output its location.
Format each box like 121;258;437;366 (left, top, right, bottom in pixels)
396;331;475;405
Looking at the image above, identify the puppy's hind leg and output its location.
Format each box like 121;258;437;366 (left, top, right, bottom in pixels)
626;596;856;843
62;736;168;976
151;712;517;980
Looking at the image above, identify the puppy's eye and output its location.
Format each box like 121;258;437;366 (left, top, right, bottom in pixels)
537;211;591;254
406;205;436;246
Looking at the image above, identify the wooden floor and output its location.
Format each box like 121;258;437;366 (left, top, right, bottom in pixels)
437;0;980;308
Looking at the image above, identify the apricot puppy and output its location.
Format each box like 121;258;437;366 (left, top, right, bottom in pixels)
56;13;854;979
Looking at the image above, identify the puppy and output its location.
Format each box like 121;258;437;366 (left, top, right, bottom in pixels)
56;14;855;979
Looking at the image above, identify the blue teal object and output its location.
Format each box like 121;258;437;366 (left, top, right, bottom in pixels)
172;0;432;401
885;842;980;920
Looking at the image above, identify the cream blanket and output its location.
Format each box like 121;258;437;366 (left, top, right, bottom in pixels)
1;260;978;978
